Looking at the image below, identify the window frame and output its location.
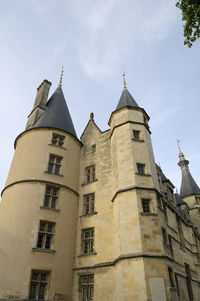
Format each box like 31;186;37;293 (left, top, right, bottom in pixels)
137;163;145;175
51;133;65;148
80;274;94;301
161;227;168;245
133;130;140;140
85;165;96;183
36;221;55;250
29;270;50;300
43;185;59;209
168;267;175;287
47;154;63;175
81;228;95;255
83;193;95;215
142;199;150;213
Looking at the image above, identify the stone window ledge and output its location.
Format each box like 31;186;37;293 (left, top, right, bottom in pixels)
132;138;145;143
79;212;98;218
44;171;64;177
78;252;97;257
32;248;56;254
48;143;67;150
81;179;98;186
135;173;151;177
40;206;60;213
169;287;178;291
140;212;157;217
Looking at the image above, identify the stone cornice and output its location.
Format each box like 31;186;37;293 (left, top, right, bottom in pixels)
1;179;79;197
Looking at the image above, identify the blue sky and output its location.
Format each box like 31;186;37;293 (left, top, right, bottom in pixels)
0;0;200;192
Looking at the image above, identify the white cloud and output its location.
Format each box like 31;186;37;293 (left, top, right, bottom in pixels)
69;0;178;81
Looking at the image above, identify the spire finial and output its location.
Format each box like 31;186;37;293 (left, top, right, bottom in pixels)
177;139;181;153
123;71;127;89
177;139;189;169
58;66;64;87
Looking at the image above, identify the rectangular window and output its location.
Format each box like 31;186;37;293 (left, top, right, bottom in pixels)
137;163;145;175
157;196;163;208
51;133;65;147
175;274;180;296
92;144;96;152
84;193;95;215
81;228;94;255
185;263;194;301
163;202;168;221
168;236;174;258
80;274;94;301
29;270;50;300
37;221;55;250
47;154;62;175
195;197;200;204
177;217;185;247
86;166;96;183
133;130;140;140
142;199;150;213
43;185;59;209
161;227;167;244
168;267;175;287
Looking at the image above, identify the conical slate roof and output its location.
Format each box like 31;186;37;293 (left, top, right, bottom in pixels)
160;171;168;182
177;145;200;198
116;88;139;110
180;168;200;198
34;87;77;137
174;192;186;206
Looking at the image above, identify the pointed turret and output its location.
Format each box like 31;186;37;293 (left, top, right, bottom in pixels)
27;69;77;138
115;72;139;110
177;140;200;198
34;87;77;137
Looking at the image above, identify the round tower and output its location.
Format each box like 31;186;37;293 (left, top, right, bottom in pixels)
0;75;81;300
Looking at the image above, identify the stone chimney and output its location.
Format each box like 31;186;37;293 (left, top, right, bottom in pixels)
26;79;52;129
33;79;52;109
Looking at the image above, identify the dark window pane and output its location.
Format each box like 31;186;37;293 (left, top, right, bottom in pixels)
51;198;56;209
46;186;51;194
48;163;53;173
38;284;45;299
29;283;37;298
85;204;89;215
40;222;45;231
44;196;49;207
48;223;53;233
45;235;52;249
37;233;44;248
32;272;38;280
49;156;55;162
55;165;60;174
56;157;61;164
41;273;47;281
53;188;58;196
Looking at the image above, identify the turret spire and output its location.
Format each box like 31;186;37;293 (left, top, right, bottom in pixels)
177;139;189;169
177;141;200;197
123;71;127;89
58;66;64;87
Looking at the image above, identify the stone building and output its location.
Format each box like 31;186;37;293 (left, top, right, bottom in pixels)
0;73;200;301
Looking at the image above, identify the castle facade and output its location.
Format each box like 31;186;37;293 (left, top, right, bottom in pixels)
0;75;200;301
